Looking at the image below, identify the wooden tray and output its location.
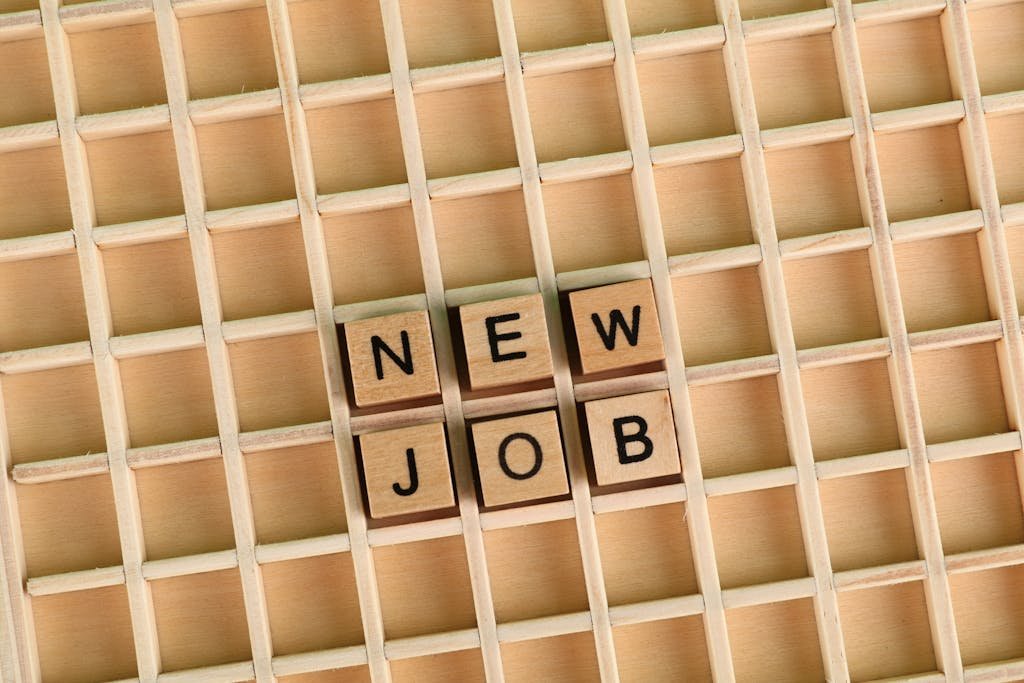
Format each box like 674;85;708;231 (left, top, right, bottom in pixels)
1;0;1024;680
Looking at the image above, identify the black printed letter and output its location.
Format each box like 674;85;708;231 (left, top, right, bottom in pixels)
392;448;419;497
497;432;543;480
486;313;527;363
613;415;653;464
591;305;642;351
371;330;414;380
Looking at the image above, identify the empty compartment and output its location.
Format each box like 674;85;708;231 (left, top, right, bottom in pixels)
543;173;643;273
525;66;625;163
0;37;55;127
691;374;790;478
656;155;753;255
17;474;121;577
595;502;698;605
195;114;295;211
613;616;710;682
69;20;166;115
0;144;71;240
801;359;901;461
0;253;88;351
0;0;35;11
875;124;971;223
151;568;252;671
987;112;1024;206
103;237;201;336
820;469;918;571
212;220;313;320
858;17;952;112
120;347;218;447
374;534;477;639
726;598;824;682
305;96;406;194
673;266;773;366
179;6;278;100
484;519;589;622
912;342;1008;444
500;631;600;683
969;1;1024;96
637;49;734;147
228;332;330;432
708;485;807;589
288;0;389;84
136;457;236;560
398;0;500;68
739;0;823;19
784;249;881;349
390;649;485;682
838;581;937;681
931;451;1024;554
246;442;348;544
262;553;364;655
766;139;864;240
280;668;371;683
624;0;718;35
748;33;845;130
86;129;184;226
511;0;607;53
323;205;425;303
3;362;105;465
32;585;137;683
949;565;1024;665
416;81;518;179
894;233;990;333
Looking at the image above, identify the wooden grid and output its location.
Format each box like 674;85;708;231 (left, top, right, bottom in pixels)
1;0;1024;680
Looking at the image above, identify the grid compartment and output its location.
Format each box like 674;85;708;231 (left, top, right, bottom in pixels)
179;6;279;100
738;0;823;20
0;253;88;352
931;451;1024;554
86;129;184;226
726;598;824;682
288;0;389;84
747;33;845;130
500;632;601;683
390;649;486;683
949;565;1024;666
967;0;1024;96
656;156;753;255
510;0;607;52
69;20;167;115
612;617;710;682
398;0;500;68
624;0;717;34
0;37;55;127
637;49;734;146
0;144;71;240
858;17;953;113
987;112;1024;206
875;124;971;223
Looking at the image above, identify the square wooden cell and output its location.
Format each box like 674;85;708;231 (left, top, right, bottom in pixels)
501;632;600;683
708;485;807;589
544;174;643;273
913;342;1008;444
306;97;407;195
785;249;881;349
949;564;1024;666
0;144;71;240
16;474;121;577
932;451;1024;555
32;586;137;683
739;0;824;19
0;37;54;127
690;374;790;478
86;130;184;226
398;0;500;69
613;616;710;682
391;649;485;683
417;81;518;180
766;139;864;240
179;7;278;100
656;156;753;256
246;442;347;544
624;0;718;35
289;0;389;84
968;1;1024;96
637;49;734;147
876;124;971;223
858;17;952;113
323;205;425;304
151;568;252;671
838;582;936;681
987;112;1024;206
748;33;845;130
820;469;918;572
894;233;991;334
484;519;589;622
374;535;477;639
0;253;88;353
595;502;698;605
69;20;166;115
802;359;901;461
525;66;625;164
103;237;201;336
229;332;330;432
280;668;371;683
212;221;313;320
726;599;824;682
0;0;34;10
120;347;219;448
3;363;105;465
673;266;773;367
433;190;535;289
262;553;364;656
511;0;607;53
195;114;295;211
136;458;235;560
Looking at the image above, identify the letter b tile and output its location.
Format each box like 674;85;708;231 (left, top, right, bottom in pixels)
569;279;666;375
584;390;681;485
344;310;441;407
360;422;455;519
459;293;554;390
471;410;570;507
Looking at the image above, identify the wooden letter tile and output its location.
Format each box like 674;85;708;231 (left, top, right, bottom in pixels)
584;390;681;485
569;279;666;374
344;310;441;407
471;410;569;507
360;422;455;518
459;293;554;390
